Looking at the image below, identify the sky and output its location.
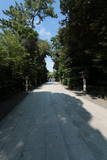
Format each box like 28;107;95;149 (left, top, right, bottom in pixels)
0;0;64;72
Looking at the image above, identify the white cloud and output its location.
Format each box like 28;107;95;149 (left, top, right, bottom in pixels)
38;27;52;40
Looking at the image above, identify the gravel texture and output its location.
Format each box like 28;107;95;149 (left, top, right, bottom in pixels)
0;82;107;160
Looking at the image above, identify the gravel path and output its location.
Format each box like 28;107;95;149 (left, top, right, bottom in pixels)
0;82;107;160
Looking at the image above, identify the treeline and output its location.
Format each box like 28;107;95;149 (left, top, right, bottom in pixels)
0;0;56;100
52;0;107;97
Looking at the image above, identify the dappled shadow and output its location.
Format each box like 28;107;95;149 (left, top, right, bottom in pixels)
66;87;107;100
74;91;98;100
0;89;107;160
51;92;107;159
72;91;86;96
65;86;100;100
66;89;99;101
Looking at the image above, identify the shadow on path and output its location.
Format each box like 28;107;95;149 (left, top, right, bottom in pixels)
0;89;107;160
0;92;28;121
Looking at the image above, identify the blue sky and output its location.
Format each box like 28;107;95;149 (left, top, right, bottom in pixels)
0;0;64;72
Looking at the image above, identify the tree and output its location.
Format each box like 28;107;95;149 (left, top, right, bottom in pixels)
0;0;57;99
24;0;57;27
52;0;107;95
0;31;27;97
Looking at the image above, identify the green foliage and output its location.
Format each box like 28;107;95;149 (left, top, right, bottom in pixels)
48;72;55;79
24;0;57;27
0;31;26;78
0;0;56;99
52;0;107;94
38;39;51;57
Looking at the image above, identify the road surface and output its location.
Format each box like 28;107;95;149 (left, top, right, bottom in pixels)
0;82;107;160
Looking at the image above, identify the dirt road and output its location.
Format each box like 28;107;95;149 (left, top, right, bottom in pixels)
0;82;107;160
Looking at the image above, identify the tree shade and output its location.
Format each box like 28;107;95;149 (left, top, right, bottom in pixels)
51;0;107;97
0;0;56;100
